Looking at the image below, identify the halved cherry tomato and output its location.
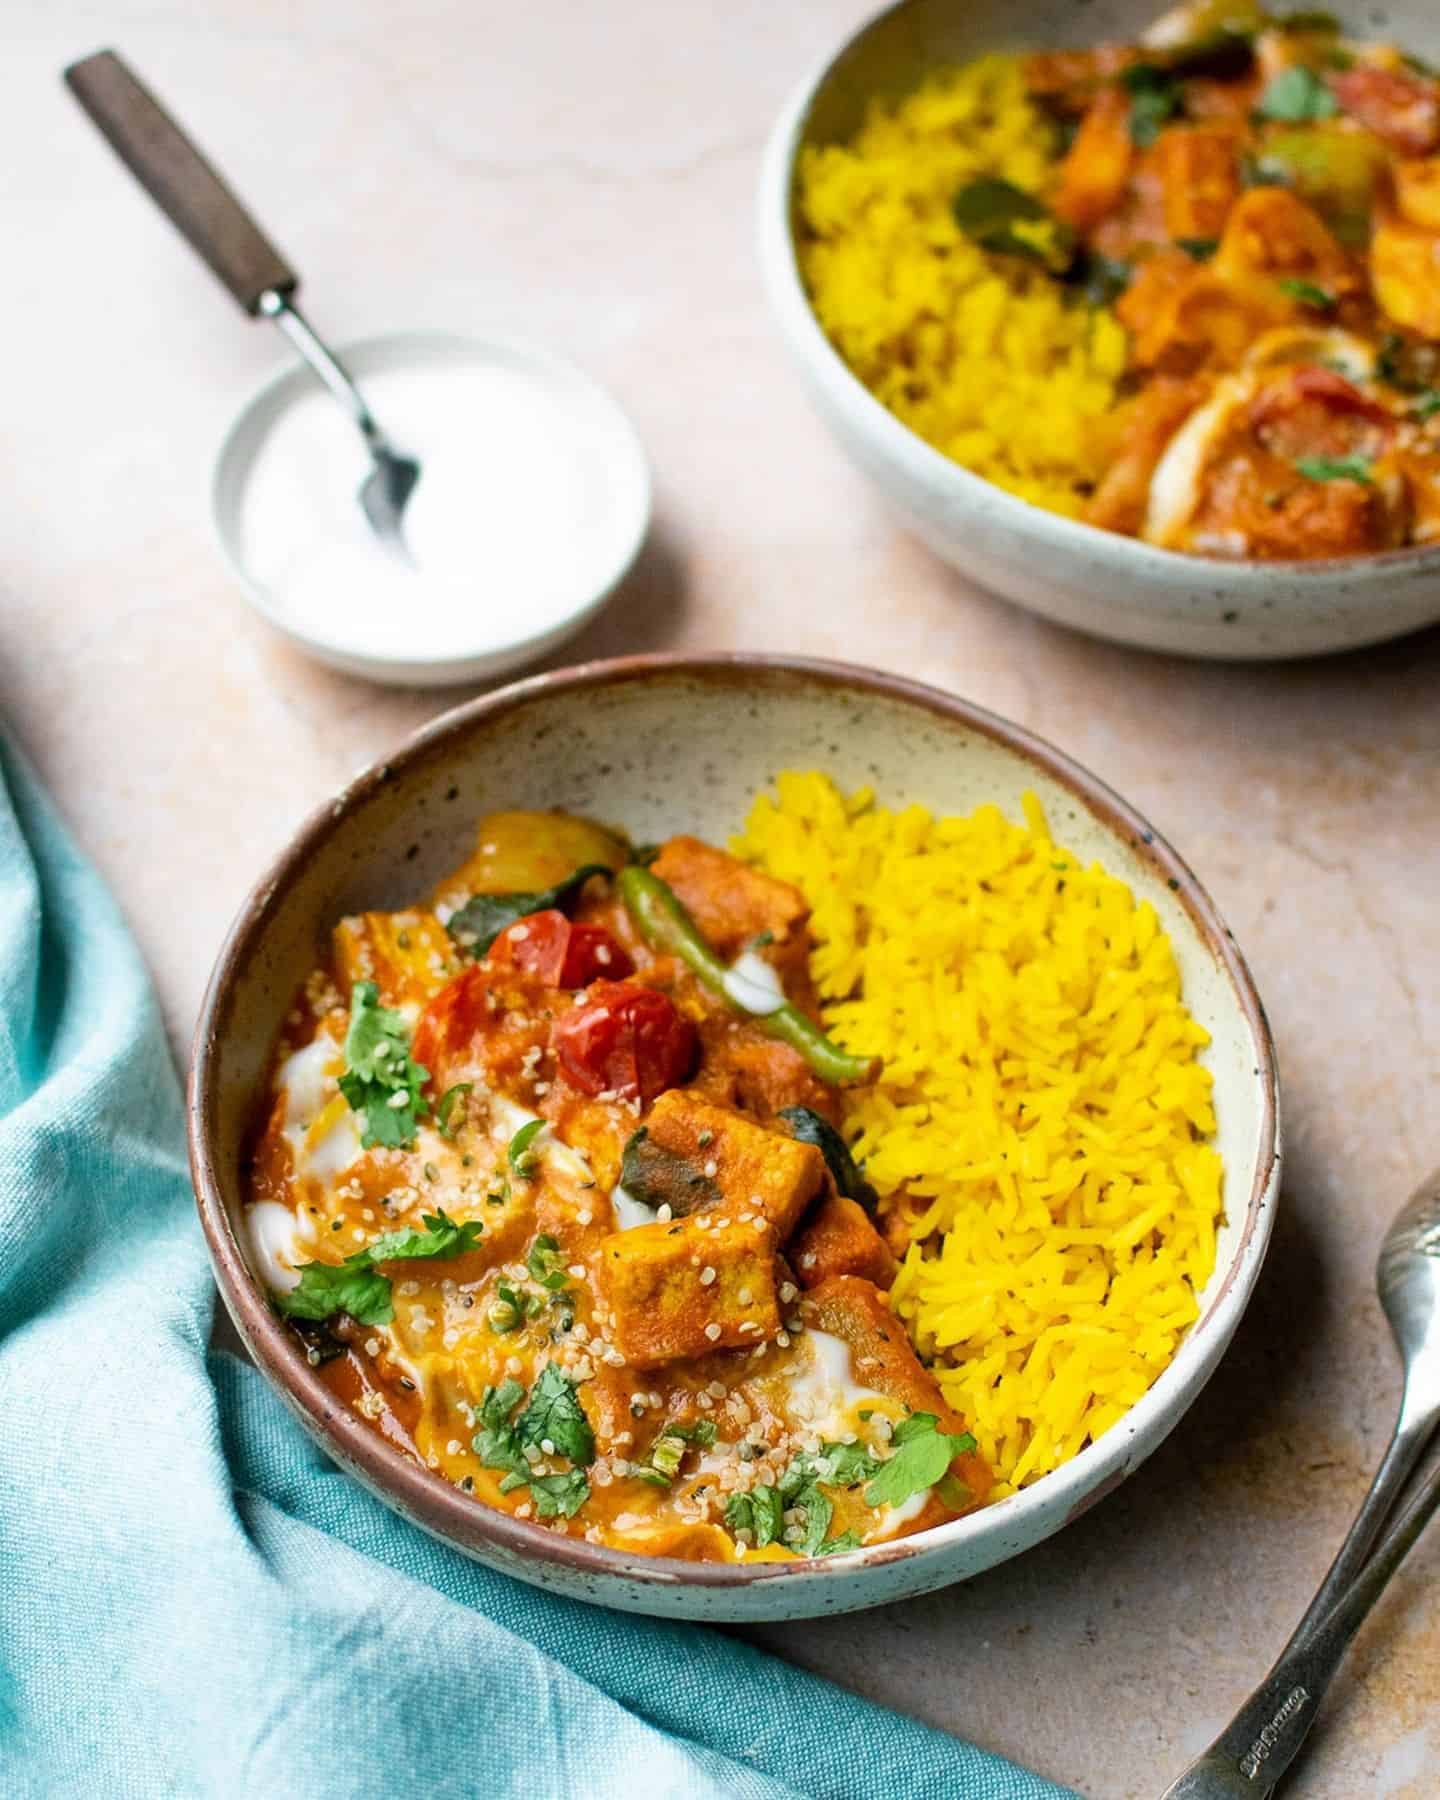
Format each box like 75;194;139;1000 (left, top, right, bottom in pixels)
551;980;695;1104
488;910;634;988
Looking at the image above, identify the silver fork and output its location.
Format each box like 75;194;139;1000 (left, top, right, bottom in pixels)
1162;1169;1440;1796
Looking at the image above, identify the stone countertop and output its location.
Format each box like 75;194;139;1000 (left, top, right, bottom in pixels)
5;3;1439;1794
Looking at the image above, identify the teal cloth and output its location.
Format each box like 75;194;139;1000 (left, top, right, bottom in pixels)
0;736;1072;1800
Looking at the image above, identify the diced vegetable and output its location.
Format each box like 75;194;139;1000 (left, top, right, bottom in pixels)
435;811;629;915
1371;211;1440;336
617;865;879;1087
1156;122;1242;243
1053;86;1135;230
790;1193;898;1290
551;979;697;1105
619;1125;721;1216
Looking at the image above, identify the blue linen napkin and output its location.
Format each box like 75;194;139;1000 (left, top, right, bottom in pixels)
0;735;1072;1800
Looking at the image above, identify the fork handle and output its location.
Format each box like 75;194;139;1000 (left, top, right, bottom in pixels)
1161;1429;1440;1798
64;49;297;314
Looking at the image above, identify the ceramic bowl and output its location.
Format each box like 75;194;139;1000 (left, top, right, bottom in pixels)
189;654;1280;1621
757;0;1440;660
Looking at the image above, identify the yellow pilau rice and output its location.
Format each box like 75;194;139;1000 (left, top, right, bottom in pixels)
737;773;1223;1498
795;55;1127;517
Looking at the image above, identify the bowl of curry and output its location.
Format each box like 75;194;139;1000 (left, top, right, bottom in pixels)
190;655;1279;1619
759;0;1440;657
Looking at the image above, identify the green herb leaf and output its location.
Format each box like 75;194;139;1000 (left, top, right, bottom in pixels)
1411;390;1440;420
368;1208;483;1264
864;1414;978;1511
525;1234;570;1297
276;1208;483;1327
515;1363;595;1467
1276;276;1336;310
951;176;1074;270
618;1126;722;1216
819;1530;864;1555
1257;64;1338;122
436;1082;472;1139
727;1484;785;1549
1176;236;1219;260
276;1255;395;1327
791;1482;834;1557
337;981;430;1150
508;1118;546;1178
473;1378;529;1478
1294;453;1374;483
447;864;611;957
526;1470;591;1518
820;1439;883;1487
778;1108;879;1211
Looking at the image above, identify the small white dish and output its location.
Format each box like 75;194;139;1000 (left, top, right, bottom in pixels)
213;331;651;687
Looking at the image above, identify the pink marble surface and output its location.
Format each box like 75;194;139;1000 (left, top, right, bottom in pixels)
5;3;1439;1794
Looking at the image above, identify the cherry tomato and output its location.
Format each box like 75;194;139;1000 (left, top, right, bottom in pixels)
489;910;634;987
1288;366;1394;425
551;980;695;1104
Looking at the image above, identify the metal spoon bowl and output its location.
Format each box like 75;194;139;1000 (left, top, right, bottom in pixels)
1163;1168;1440;1797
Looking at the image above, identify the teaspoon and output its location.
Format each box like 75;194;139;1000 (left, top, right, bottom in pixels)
1162;1167;1440;1797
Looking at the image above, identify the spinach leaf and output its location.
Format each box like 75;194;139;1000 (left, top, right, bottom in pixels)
778;1107;879;1212
446;864;611;957
952;177;1074;270
618;1126;722;1216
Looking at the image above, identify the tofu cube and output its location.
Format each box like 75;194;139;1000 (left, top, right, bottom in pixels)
649;836;809;960
595;1214;780;1367
643;1089;825;1239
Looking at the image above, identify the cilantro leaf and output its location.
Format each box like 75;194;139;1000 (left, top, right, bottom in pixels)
791;1482;834;1557
435;1082;472;1139
276;1255;394;1326
337;981;429;1150
276;1208;483;1327
473;1379;529;1478
508;1118;546;1178
1295;453;1374;484
820;1440;882;1486
515;1363;595;1467
728;1485;785;1549
1257;65;1338;122
1277;277;1335;311
526;1470;591;1518
447;864;611;957
819;1531;864;1555
864;1414;978;1510
368;1209;484;1263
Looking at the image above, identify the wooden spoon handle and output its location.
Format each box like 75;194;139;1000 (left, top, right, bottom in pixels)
64;49;297;314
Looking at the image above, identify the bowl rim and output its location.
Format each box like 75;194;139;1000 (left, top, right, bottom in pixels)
758;0;1440;584
188;650;1281;1596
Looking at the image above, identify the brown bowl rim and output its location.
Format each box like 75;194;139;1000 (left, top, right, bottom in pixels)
188;651;1280;1594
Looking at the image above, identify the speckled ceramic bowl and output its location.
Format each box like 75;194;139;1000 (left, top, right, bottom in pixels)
189;654;1280;1620
758;0;1440;660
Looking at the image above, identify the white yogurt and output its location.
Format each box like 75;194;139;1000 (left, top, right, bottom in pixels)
221;334;650;679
